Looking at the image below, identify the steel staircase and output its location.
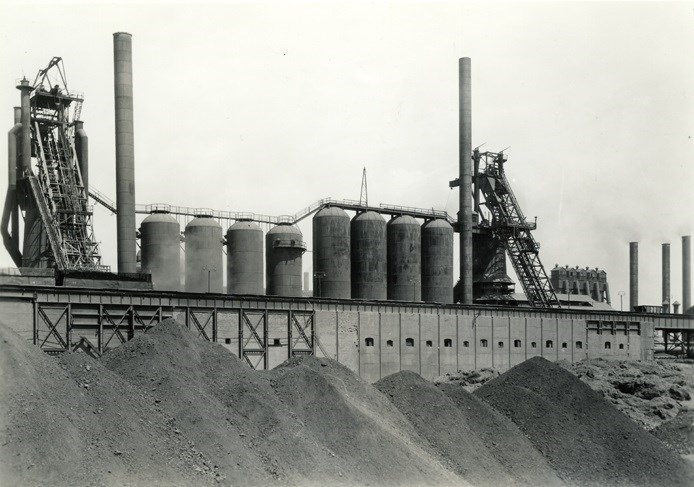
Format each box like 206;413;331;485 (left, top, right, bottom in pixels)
477;153;560;308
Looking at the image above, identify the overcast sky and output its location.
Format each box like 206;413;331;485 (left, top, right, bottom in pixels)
1;1;692;308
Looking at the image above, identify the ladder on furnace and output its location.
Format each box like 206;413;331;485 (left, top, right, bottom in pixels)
476;151;560;308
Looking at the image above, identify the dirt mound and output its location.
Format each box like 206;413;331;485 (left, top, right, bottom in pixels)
433;368;500;392
376;371;563;486
100;319;460;486
652;410;694;456
0;321;213;486
438;383;565;486
475;356;694;486
559;359;692;429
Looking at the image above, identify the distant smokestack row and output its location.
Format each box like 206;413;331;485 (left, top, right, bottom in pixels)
629;242;638;311
459;57;473;304
684;235;691;312
113;32;137;274
627;239;692;313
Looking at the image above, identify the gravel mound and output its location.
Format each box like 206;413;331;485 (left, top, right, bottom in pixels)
475;356;694;486
0;321;213;486
652;410;694;456
99;319;460;486
376;371;563;486
439;383;564;486
559;359;692;429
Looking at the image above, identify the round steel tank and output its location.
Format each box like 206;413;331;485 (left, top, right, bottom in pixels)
226;220;263;295
266;223;305;297
421;219;454;304
350;211;387;300
313;207;351;298
387;215;421;301
184;216;223;293
140;212;181;291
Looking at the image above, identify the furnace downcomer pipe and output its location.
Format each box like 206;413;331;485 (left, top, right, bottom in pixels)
459;57;473;304
74;121;88;193
113;32;137;274
2;107;23;266
684;236;691;312
17;79;32;177
629;242;638;311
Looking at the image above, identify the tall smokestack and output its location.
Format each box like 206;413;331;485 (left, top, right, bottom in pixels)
113;32;137;274
684;235;691;312
629;242;638;311
662;243;670;312
459;57;473;304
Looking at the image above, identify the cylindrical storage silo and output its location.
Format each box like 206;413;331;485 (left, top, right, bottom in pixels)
140;212;181;291
226;220;263;295
387;215;421;301
185;216;223;293
313;207;351;298
421;219;454;304
266;223;305;297
351;211;387;300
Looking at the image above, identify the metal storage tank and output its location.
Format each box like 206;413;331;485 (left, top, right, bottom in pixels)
266;223;305;297
226;220;263;295
387;215;421;301
351;211;387;300
421;219;454;304
185;216;223;293
140;211;181;291
313;207;351;298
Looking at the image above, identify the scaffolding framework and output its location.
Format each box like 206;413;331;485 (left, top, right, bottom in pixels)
25;58;107;272
475;151;560;308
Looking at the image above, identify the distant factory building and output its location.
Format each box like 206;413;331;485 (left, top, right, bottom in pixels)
550;265;611;304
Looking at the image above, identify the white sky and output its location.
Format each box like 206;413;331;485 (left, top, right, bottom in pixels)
1;1;692;308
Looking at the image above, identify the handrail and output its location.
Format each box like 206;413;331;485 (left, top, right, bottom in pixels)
88;187;457;227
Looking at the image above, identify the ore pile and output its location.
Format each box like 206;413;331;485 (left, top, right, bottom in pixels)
3;319;693;487
376;371;562;486
475;356;694;486
0;322;214;486
98;321;459;486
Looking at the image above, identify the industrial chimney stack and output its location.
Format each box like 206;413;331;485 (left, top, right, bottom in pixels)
459;57;473;304
662;243;670;312
684;235;691;312
113;32;137;274
629;242;638;311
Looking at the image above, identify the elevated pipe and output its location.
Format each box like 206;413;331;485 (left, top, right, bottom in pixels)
662;243;670;312
17;79;32;179
2;108;23;266
113;32;137;273
459;57;473;304
74;121;88;193
629;242;638;311
684;236;691;312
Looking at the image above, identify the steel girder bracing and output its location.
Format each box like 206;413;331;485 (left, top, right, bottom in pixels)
239;309;315;370
476;151;560;308
27;58;107;272
34;302;170;353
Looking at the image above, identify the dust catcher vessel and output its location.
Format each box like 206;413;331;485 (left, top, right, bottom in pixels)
185;216;223;293
265;223;305;297
387;215;421;301
140;212;181;291
312;207;351;298
226;220;264;295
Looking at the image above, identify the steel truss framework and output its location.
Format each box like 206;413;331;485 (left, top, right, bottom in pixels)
655;329;693;358
32;299;315;369
474;150;560;308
